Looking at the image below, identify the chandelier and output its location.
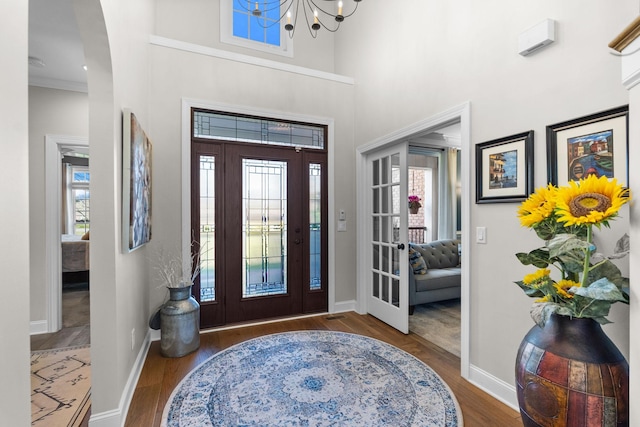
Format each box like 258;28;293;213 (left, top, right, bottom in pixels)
242;0;362;38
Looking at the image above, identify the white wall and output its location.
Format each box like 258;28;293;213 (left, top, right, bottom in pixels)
28;86;88;325
154;0;336;73
0;1;31;425
148;1;357;312
73;0;155;422
336;0;636;403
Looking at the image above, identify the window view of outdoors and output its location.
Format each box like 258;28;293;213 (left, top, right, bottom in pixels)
232;0;281;46
72;168;90;235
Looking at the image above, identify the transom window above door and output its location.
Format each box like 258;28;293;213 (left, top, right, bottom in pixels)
193;110;325;150
220;0;294;57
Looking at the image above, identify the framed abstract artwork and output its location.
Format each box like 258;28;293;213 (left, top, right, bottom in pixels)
546;106;628;187
122;109;152;252
476;130;534;204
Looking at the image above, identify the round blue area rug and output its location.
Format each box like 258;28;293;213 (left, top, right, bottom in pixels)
162;331;462;426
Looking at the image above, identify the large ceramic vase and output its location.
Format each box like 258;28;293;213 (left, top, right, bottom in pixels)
515;313;628;426
160;285;200;358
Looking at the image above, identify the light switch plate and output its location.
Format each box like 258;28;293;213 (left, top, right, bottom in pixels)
476;226;487;244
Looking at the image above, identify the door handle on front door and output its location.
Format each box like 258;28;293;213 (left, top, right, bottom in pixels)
397;243;405;250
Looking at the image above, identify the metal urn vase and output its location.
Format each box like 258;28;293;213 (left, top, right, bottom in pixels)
515;313;628;426
160;284;200;358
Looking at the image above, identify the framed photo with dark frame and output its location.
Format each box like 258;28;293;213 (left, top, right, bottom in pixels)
476;130;534;204
546;106;628;187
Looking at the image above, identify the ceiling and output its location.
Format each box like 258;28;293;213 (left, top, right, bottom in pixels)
29;0;87;92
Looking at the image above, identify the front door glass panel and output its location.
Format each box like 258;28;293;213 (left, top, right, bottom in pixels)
242;159;288;298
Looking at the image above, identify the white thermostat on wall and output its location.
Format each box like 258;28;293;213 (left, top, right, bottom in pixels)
518;19;556;56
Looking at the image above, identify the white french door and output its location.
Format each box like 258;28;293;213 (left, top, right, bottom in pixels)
366;143;409;334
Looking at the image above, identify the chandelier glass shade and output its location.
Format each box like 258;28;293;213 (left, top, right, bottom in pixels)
240;0;362;38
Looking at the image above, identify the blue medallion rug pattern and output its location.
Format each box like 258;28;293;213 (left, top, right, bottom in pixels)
162;331;462;426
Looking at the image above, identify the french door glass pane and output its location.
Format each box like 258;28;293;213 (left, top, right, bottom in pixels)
199;156;216;302
392;278;399;307
371;150;403;307
242;159;288;298
309;163;322;291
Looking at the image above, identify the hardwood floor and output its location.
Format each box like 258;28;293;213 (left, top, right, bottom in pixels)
30;288;91;351
126;311;522;426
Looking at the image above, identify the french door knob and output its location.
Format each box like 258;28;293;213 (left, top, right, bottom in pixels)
397;243;405;250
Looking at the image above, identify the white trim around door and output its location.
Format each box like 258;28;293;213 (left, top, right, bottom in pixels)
356;102;471;379
43;134;89;333
180;98;337;314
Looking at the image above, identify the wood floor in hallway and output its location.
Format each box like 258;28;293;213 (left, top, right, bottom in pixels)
126;311;522;426
30;287;91;426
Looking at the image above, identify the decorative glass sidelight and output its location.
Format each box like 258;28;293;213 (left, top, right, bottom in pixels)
199;156;216;302
309;163;322;291
242;159;288;298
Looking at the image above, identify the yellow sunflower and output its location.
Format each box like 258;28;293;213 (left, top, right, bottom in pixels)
555;175;630;227
518;184;558;227
553;279;581;299
523;268;551;286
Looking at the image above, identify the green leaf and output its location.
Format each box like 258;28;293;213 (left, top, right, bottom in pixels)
591;316;613;325
530;302;560;328
533;221;559;241
572;278;627;302
515;281;545;297
565;224;588;239
516;249;551;268
555;306;575;318
548;234;590;258
614;233;630;257
572;297;613;320
588;261;627;290
560;259;584;275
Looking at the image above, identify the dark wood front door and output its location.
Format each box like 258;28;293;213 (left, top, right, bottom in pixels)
191;140;327;328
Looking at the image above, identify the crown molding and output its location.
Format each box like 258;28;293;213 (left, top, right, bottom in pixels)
29;76;88;93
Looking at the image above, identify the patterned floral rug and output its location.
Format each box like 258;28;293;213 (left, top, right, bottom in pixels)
162;331;462;426
31;345;91;427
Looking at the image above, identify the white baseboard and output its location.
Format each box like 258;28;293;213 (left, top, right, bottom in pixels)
467;364;519;411
332;299;357;313
30;320;48;335
87;408;121;427
89;329;153;427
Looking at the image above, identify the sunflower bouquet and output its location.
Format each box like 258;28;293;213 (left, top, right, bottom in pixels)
515;175;631;327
